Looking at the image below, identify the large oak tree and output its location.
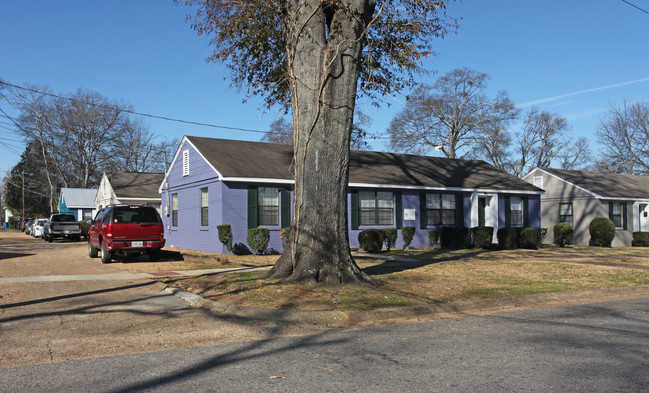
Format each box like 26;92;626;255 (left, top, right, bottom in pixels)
180;0;456;285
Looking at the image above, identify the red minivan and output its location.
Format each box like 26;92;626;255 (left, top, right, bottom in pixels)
88;205;165;263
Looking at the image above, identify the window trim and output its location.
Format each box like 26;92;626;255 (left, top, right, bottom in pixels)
510;196;523;226
200;188;208;226
171;193;179;227
559;202;573;226
359;191;394;226
425;193;457;226
258;187;279;226
611;202;623;228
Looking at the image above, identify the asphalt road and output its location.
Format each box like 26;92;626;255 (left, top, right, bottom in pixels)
1;297;648;392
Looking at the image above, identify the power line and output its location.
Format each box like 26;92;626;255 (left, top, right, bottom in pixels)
620;0;649;15
0;80;391;141
0;80;270;135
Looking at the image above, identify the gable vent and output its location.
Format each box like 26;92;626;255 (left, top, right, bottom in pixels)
533;176;543;189
182;150;190;177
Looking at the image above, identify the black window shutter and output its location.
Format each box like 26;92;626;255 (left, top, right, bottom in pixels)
395;192;403;229
351;190;359;230
623;202;627;230
420;192;427;229
608;202;614;222
247;186;258;229
280;190;290;229
523;197;530;227
456;193;464;227
504;195;511;228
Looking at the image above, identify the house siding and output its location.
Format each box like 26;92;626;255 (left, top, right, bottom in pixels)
162;141;224;253
525;168;636;247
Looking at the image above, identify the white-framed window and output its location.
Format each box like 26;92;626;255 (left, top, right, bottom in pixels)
360;191;394;226
611;202;623;228
200;188;208;226
171;194;179;227
510;196;523;226
258;187;279;226
559;203;573;226
426;193;456;226
182;150;190;177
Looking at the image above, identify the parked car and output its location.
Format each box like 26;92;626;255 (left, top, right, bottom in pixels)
43;213;81;242
88;205;165;263
24;219;35;235
32;218;49;238
19;218;33;232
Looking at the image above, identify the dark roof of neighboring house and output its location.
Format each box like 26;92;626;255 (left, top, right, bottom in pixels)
537;167;649;199
185;136;541;192
108;171;165;199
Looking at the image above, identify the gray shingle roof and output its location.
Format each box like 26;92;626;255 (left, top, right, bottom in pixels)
60;188;97;208
186;136;541;192
108;172;165;199
538;167;649;199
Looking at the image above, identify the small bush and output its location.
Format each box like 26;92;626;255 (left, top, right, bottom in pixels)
280;227;291;248
553;223;573;247
401;226;416;250
497;228;519;249
382;228;398;251
519;227;539;249
440;226;468;249
632;232;649;247
428;230;440;248
217;224;234;252
358;229;384;253
538;228;548;248
471;227;494;249
247;227;270;254
589;217;616;247
80;220;91;239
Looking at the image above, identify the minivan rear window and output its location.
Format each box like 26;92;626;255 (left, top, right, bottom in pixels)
112;206;161;224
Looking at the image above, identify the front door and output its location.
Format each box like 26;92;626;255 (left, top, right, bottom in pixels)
478;197;486;227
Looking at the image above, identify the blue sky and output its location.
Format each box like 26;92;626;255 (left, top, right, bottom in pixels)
1;0;648;175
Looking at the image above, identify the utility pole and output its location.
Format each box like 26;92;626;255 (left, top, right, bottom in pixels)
21;171;24;219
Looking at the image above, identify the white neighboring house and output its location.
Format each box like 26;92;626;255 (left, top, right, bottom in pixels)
58;188;98;221
3;207;12;228
95;171;164;214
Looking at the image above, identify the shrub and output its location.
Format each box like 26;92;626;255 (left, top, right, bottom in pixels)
538;228;548;248
519;227;539;249
280;227;291;248
589;217;616;247
79;220;91;240
217;224;234;253
471;227;494;249
497;228;519;249
428;230;440;248
401;226;416;250
553;223;573;247
632;232;649;247
382;228;398;251
247;227;270;254
358;229;384;253
440;226;468;249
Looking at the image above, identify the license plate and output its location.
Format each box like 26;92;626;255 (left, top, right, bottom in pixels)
131;241;144;247
63;231;70;234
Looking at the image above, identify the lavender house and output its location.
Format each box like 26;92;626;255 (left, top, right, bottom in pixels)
159;136;543;254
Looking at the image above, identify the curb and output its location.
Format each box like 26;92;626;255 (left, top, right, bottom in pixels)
166;284;649;327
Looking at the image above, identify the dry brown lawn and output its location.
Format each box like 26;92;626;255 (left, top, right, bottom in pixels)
161;246;649;311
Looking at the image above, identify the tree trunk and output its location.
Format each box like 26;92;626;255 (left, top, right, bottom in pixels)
266;0;375;286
